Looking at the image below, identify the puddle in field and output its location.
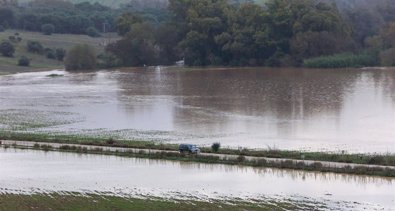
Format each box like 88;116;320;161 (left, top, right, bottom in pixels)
1;68;395;153
0;149;394;210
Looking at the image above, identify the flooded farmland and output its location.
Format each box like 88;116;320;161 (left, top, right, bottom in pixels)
0;148;394;210
1;68;395;152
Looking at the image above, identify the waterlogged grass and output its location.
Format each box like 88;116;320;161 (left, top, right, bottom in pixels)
0;193;298;211
2;130;395;169
0;110;82;130
7;142;395;177
0;131;176;150
216;148;395;167
46;73;64;78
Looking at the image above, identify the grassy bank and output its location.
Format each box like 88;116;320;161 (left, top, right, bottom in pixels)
0;193;296;211
303;52;378;68
0;30;118;74
1;131;395;168
4;140;395;177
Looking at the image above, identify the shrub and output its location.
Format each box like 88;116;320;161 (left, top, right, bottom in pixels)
106;138;115;145
45;48;56;59
18;56;30;66
55;48;66;61
9;33;22;43
0;41;15;57
8;36;16;42
97;52;122;68
27;41;44;54
236;155;246;162
64;44;97;71
86;27;101;37
41;24;55;35
211;142;221;152
379;48;395;66
59;145;71;150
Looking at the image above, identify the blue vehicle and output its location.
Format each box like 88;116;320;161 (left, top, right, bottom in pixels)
179;144;200;154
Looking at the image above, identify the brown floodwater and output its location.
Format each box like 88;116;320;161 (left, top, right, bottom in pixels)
0;149;394;210
1;67;395;152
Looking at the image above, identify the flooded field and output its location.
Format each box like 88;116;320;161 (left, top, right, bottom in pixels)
0;148;394;210
1;68;395;152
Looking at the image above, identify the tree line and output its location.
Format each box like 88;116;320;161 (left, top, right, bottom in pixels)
2;0;395;68
0;0;168;36
106;0;395;67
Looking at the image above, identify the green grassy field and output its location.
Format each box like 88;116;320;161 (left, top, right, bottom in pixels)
0;194;302;211
0;30;117;74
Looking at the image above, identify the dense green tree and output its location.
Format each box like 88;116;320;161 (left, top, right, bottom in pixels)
64;44;97;71
0;7;14;28
18;56;30;66
166;0;354;66
0;41;15;57
86;27;101;37
41;24;55;35
116;13;143;36
170;0;232;66
366;22;395;66
216;3;269;65
45;48;56;59
27;41;44;54
55;48;66;61
6;1;118;35
380;48;395;66
155;23;181;64
97;52;122;68
102;0;395;67
265;0;353;63
380;22;395;49
107;22;158;66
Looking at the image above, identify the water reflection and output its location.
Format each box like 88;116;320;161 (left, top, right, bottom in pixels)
0;149;394;210
1;68;395;152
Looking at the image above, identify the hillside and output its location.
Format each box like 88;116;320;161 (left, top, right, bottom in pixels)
0;30;117;74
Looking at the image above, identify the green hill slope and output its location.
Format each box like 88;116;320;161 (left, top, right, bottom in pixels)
0;30;117;74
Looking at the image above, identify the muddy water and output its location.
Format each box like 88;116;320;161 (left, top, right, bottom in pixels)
0;149;394;210
1;68;395;152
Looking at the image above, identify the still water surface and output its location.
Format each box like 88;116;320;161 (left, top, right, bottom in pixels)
0;149;394;210
0;67;395;152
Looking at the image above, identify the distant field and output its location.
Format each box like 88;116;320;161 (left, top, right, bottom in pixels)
0;30;118;74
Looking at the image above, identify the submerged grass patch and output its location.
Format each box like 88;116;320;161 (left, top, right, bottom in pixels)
0;192;338;211
46;73;64;78
0;109;82;130
8;142;395;177
0;193;282;211
2;130;395;168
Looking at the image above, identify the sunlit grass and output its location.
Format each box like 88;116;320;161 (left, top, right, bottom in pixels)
0;30;119;73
